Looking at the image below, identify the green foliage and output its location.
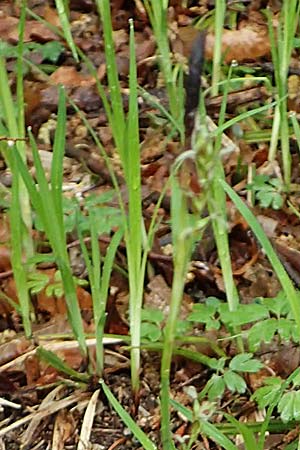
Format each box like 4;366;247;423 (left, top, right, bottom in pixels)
204;353;263;401
187;296;269;330
252;368;300;423
0;40;64;65
188;291;300;353
246;174;284;209
140;308;164;342
33;191;122;236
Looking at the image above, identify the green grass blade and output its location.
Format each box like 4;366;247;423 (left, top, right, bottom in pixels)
224;414;257;449
99;227;123;305
201;421;238;450
126;18;143;394
54;0;78;62
95;0;125;157
160;176;196;449
37;347;89;382
51;86;67;233
220;179;300;337
100;379;157;450
211;0;226;96
12;131;87;356
9;154;32;337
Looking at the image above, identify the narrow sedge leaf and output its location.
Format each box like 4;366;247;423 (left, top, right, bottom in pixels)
220;179;300;337
100;379;157;450
100;227;124;308
37;347;89;382
200;421;237;450
170;399;237;450
169;398;193;422
54;0;78;61
95;0;125;155
10;159;31;337
51;86;66;232
223;414;258;449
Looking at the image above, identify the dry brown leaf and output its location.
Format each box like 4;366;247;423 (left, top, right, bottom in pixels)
50;66;95;88
52;409;76;450
206;28;270;62
179;24;270;63
0;15;58;43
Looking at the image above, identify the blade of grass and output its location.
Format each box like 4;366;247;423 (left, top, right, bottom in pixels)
160;176;202;449
100;379;157;450
170;399;237;450
9;152;32;336
143;0;182;130
266;2;300;187
37;347;89;382
220;179;300;336
126;18;143;395
0;3;34;336
95;0;125;159
54;0;78;62
51;86;66;232
211;0;226;96
10;89;87;356
208;62;240;314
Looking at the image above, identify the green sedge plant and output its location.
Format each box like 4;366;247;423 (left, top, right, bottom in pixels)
205;62;240;316
0;2;34;338
160;173;209;449
266;1;300;187
143;0;185;141
12;88;88;357
211;0;226;96
78;213;123;376
96;0;144;395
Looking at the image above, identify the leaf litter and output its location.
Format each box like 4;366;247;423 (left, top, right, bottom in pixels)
0;0;300;448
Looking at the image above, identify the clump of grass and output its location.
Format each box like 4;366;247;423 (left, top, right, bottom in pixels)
11;87;88;358
267;1;300;187
143;0;185;142
0;2;34;337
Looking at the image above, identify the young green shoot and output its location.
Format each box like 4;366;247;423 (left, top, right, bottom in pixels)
0;2;34;337
160;175;207;449
211;0;226;96
266;1;300;187
12;88;87;358
143;0;185;141
54;0;78;62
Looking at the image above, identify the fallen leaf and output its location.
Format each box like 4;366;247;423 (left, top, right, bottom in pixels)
50;66;95;88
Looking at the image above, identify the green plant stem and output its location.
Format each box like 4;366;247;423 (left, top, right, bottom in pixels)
143;0;184;141
95;0;125;160
0;1;34;337
208;62;241;347
266;1;300;187
211;0;226;96
160;177;195;449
